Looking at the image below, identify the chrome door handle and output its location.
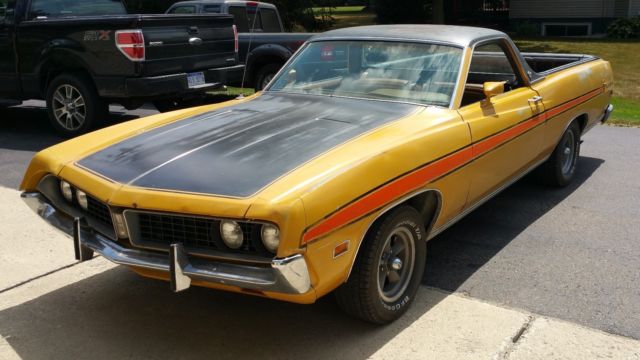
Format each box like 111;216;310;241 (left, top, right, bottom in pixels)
528;96;543;103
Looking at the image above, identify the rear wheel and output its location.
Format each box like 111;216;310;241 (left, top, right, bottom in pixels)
254;63;281;91
539;121;581;187
46;73;107;137
335;206;426;324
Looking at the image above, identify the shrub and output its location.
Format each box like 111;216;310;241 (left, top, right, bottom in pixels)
607;17;640;39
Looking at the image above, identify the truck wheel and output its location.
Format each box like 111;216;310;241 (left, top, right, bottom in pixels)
46;73;107;137
539;121;581;187
335;206;426;324
254;63;281;91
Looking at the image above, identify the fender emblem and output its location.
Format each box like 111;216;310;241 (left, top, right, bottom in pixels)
149;41;164;47
189;37;203;46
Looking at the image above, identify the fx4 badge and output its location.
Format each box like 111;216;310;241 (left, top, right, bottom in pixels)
83;30;112;41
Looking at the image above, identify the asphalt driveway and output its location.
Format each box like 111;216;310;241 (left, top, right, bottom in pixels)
1;101;639;339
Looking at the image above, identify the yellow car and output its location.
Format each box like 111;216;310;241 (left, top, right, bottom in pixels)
21;25;613;324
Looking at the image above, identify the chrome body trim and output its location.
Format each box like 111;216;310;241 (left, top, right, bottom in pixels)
21;192;312;295
428;156;548;240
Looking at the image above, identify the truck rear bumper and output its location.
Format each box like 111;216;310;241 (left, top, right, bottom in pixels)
99;64;245;98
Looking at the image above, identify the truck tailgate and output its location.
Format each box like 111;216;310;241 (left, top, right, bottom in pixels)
138;14;237;76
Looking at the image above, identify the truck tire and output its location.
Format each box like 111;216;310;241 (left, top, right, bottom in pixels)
539;121;581;187
46;73;107;137
254;63;281;91
335;206;427;324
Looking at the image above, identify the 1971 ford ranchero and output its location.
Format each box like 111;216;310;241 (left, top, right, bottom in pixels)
21;25;613;324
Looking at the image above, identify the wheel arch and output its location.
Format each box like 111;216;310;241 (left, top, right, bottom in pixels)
573;113;589;133
343;188;442;282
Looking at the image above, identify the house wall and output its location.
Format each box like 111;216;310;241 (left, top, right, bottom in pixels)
615;0;630;17
510;0;616;19
629;0;640;16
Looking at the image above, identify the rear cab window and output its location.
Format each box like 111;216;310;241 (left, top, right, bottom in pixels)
228;5;249;32
29;0;127;19
168;5;198;14
202;4;221;13
260;8;281;32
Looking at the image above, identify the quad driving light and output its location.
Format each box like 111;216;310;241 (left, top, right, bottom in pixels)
76;189;89;210
220;220;244;249
60;180;73;202
261;224;280;253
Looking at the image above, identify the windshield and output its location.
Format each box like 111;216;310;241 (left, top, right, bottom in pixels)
267;41;463;107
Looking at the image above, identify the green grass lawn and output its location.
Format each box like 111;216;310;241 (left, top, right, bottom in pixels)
313;5;376;29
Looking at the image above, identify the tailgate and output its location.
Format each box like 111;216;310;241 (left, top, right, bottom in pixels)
137;14;237;76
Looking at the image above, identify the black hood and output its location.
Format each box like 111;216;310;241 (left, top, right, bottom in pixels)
77;93;418;197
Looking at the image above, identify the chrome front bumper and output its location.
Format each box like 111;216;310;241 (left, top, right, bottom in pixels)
602;104;614;124
21;192;311;295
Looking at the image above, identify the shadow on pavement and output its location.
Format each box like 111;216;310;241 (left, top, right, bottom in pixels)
0;266;448;359
425;156;604;291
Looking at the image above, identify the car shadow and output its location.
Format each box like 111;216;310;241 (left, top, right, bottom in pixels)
424;156;605;291
0;265;449;360
0;102;145;153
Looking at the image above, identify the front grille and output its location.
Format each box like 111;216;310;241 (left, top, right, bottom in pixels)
134;212;272;258
86;196;113;229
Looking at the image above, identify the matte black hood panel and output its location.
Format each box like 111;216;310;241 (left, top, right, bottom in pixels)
78;93;418;197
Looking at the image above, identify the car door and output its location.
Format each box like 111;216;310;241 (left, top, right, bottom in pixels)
458;40;546;207
0;0;19;95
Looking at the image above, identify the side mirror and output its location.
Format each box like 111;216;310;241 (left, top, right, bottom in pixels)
483;82;505;99
287;69;297;83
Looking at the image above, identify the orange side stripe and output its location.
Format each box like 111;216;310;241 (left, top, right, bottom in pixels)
302;87;603;243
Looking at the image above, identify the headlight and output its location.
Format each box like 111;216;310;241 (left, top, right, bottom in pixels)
60;180;73;202
220;220;244;249
76;189;88;210
261;224;280;253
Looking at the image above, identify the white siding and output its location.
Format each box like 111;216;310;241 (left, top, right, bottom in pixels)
629;0;640;16
510;0;616;19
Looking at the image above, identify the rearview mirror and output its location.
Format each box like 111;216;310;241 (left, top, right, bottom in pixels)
483;82;505;99
287;69;297;83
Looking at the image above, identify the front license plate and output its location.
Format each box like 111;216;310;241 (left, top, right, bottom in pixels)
187;72;206;88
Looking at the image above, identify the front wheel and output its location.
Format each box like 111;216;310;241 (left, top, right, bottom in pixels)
335;206;427;324
46;73;107;137
538;121;581;187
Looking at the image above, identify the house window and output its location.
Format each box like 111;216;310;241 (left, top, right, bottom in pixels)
542;23;591;36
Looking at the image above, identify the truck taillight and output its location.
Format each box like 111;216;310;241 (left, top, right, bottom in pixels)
115;30;145;62
233;25;238;53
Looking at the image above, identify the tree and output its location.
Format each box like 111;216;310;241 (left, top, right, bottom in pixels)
374;0;429;24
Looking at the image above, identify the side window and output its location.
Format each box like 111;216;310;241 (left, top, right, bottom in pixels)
260;8;281;32
202;4;221;13
228;6;249;32
168;5;197;14
462;42;523;106
29;0;126;18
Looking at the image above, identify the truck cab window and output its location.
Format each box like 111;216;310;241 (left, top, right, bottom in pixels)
260;8;280;32
29;0;126;19
202;5;221;13
247;8;263;32
228;6;249;32
168;5;197;14
462;42;524;106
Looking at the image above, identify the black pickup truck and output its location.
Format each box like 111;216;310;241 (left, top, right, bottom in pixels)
166;0;312;91
0;0;243;136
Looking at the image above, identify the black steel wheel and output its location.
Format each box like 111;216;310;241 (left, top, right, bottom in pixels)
539;121;581;187
335;206;427;324
46;73;106;137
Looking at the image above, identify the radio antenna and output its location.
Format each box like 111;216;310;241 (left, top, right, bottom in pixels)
238;3;260;99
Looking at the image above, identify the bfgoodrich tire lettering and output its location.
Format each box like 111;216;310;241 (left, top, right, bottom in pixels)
335;206;427;324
